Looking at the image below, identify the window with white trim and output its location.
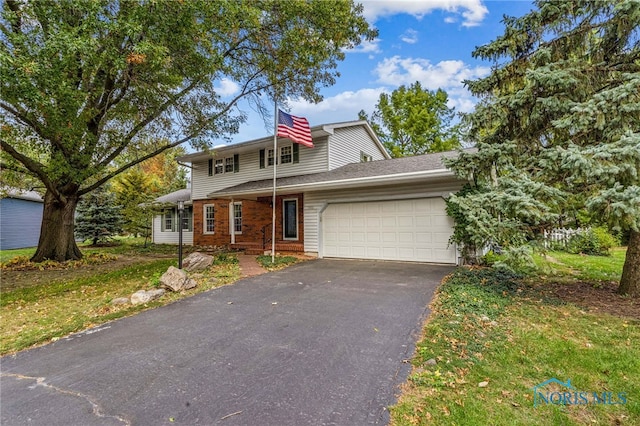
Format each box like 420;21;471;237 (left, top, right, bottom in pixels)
204;204;215;234
280;145;292;164
162;209;174;232
225;157;234;173
267;149;276;166
214;159;224;174
181;206;193;231
233;202;242;234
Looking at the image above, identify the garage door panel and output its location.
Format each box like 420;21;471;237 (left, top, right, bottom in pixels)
322;198;456;264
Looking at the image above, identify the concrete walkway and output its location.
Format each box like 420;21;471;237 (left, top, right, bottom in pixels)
237;254;267;277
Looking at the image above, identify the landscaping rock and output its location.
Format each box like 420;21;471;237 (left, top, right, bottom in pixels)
111;297;129;305
425;358;437;366
130;288;166;305
183;252;214;272
160;266;197;292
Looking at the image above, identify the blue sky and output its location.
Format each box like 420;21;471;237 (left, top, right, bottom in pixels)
224;0;535;144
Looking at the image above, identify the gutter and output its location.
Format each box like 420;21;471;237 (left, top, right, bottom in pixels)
207;168;456;199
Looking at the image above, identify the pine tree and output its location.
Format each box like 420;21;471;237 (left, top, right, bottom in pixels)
446;0;640;295
75;186;123;246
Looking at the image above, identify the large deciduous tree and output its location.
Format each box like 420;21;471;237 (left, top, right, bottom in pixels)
0;0;375;262
446;0;640;295
359;82;460;157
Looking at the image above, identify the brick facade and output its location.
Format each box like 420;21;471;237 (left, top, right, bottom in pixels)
192;193;304;252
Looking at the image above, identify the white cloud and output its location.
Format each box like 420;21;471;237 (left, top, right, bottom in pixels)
215;78;240;97
373;56;490;113
361;0;488;27
287;87;388;123
347;38;382;54
374;56;489;89
400;29;419;44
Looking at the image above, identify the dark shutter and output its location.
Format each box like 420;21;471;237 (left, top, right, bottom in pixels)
293;144;299;163
234;154;239;172
259;149;265;169
208;159;213;176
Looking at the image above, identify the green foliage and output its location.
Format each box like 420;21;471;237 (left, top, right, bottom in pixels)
566;227;620;256
493;245;536;274
213;253;238;265
256;255;299;270
359;82;460;157
481;250;503;266
75;186;123;245
445;0;640;291
0;0;376;260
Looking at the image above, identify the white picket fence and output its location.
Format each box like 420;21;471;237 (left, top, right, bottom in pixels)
543;227;585;248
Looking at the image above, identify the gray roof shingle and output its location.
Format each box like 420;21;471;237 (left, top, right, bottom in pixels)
208;149;465;197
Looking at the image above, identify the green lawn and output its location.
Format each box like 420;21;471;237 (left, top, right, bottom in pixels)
391;249;639;425
1;239;241;354
533;247;627;282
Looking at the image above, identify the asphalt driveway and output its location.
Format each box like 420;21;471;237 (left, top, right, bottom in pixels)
1;259;453;426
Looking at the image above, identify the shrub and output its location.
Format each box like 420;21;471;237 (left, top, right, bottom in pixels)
566;227;619;256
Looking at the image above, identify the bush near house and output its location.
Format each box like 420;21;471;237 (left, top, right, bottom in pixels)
565;227;620;256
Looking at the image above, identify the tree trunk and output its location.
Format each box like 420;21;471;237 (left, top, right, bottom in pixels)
618;229;640;297
31;190;83;262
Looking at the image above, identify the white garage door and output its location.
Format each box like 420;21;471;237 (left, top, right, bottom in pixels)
321;198;456;264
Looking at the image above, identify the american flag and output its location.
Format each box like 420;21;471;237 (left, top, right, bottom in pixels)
277;110;313;148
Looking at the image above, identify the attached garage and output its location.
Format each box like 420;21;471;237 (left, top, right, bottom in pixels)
321;198;457;264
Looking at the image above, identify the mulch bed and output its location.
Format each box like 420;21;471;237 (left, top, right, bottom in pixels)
536;280;640;320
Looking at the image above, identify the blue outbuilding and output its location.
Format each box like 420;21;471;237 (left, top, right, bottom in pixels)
0;189;44;250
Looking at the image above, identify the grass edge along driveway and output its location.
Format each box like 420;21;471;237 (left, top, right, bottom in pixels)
391;260;639;426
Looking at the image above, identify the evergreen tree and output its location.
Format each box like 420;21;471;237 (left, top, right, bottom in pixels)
446;0;640;295
75;186;123;246
359;82;460;157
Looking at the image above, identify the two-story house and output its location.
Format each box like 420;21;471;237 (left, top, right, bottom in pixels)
152;120;464;264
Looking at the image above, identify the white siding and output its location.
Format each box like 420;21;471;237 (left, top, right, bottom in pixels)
151;215;194;245
328;125;387;170
191;137;329;200
303;180;462;254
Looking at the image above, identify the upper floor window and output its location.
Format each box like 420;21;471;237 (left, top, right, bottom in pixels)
214;159;224;174
260;145;299;168
280;146;292;164
225;157;234;173
208;154;240;175
267;148;276;166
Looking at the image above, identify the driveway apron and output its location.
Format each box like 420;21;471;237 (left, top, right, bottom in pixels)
1;259;453;426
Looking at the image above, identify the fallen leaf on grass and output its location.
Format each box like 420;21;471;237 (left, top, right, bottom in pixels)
478;381;489;388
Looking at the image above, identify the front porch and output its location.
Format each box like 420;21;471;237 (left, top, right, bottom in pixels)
192;193;305;254
230;241;305;255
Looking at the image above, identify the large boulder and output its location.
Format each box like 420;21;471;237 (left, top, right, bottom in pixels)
130;288;166;305
182;252;214;272
160;266;197;292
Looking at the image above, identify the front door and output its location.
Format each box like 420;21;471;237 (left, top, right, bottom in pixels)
283;199;298;240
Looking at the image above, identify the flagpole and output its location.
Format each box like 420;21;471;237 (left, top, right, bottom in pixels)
271;99;278;263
